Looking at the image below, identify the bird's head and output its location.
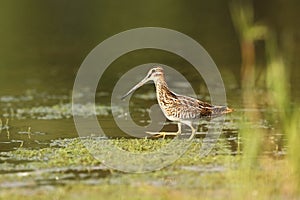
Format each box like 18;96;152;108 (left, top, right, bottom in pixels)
121;66;164;100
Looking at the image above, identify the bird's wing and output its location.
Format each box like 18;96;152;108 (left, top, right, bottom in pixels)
174;94;213;118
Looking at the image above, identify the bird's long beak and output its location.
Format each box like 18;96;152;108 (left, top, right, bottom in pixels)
121;76;150;100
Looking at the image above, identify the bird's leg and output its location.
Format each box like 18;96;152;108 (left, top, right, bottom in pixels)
182;121;196;140
188;126;196;140
176;122;182;134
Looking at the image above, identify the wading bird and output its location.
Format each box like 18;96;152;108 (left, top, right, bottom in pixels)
121;66;232;139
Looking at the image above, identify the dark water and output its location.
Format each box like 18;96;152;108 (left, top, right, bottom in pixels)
0;1;299;186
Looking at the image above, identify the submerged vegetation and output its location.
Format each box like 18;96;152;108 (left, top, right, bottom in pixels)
0;138;295;199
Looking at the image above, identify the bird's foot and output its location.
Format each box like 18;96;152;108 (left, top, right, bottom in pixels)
146;131;179;139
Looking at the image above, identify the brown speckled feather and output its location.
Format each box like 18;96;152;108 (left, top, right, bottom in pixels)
156;82;217;120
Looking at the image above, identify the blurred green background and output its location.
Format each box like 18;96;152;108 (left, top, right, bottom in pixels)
0;0;299;99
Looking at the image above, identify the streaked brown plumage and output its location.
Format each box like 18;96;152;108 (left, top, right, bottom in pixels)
121;66;232;139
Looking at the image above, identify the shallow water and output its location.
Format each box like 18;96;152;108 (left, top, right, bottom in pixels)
0;72;290;188
0;87;287;188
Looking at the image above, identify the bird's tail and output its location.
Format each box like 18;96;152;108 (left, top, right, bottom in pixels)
212;106;233;115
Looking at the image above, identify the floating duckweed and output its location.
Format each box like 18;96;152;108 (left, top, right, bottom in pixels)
0;138;100;170
13;103;112;120
111;138;172;153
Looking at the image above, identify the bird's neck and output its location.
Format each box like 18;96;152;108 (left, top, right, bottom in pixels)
154;76;168;90
154;76;173;100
